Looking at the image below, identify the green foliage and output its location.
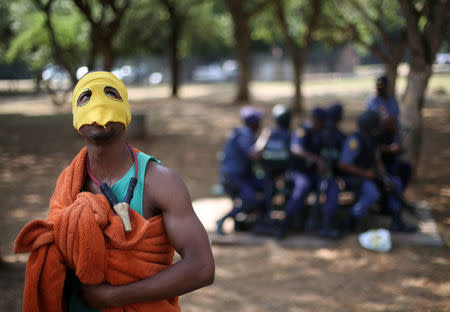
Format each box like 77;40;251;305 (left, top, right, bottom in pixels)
6;9;50;69
116;0;167;55
250;4;281;45
117;0;233;57
252;0;336;50
6;0;88;70
184;0;233;56
324;0;405;54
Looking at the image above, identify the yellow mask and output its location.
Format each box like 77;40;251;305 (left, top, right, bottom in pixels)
72;71;131;131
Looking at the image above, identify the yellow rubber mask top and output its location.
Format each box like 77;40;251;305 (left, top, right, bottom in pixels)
72;71;131;131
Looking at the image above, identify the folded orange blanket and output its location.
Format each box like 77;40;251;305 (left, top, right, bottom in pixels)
14;147;180;312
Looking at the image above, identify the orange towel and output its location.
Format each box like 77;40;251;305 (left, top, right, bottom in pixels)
14;147;180;312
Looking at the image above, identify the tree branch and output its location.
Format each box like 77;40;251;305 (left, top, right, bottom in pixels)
31;0;78;84
248;0;277;19
349;0;394;54
424;0;450;57
398;0;425;58
73;0;97;26
275;0;298;65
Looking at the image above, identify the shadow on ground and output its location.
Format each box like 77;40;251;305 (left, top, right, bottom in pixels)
0;82;449;311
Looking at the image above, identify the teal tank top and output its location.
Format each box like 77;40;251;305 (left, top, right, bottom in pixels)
67;152;160;312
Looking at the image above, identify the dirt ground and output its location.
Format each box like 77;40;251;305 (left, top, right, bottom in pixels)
0;79;449;311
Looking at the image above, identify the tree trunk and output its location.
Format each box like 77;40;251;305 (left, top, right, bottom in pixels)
34;70;42;94
169;15;181;98
65;67;78;86
102;44;115;72
292;59;303;113
87;33;97;71
234;17;251;104
384;61;399;98
400;62;432;168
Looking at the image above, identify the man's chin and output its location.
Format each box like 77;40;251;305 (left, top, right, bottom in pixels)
89;129;116;141
80;122;121;142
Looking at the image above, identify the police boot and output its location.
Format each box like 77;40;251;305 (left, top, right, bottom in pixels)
390;213;418;233
274;219;288;240
318;217;341;239
216;217;226;235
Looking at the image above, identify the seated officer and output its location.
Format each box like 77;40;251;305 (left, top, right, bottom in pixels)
216;106;267;234
377;115;412;190
323;103;346;151
260;104;292;217
315;103;347;238
276;108;329;239
367;75;412;189
339;110;417;233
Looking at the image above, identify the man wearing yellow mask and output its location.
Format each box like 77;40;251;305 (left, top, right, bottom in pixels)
15;71;215;311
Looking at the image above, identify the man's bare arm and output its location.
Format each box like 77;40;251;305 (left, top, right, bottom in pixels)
81;165;215;308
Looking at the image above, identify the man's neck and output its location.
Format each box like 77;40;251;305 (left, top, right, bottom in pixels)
378;92;389;100
86;138;134;185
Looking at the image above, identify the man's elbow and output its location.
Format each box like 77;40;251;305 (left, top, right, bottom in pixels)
195;257;215;287
200;259;215;286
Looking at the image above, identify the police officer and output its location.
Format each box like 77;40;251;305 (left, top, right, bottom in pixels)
260;104;292;218
366;75;399;120
315;103;347;238
377;115;412;190
367;75;412;189
276;108;328;239
216;106;268;234
339;110;417;232
324;103;346;151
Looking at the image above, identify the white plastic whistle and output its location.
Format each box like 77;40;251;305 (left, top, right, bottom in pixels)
113;202;132;233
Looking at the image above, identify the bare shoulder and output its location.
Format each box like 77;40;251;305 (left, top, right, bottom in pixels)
144;161;192;214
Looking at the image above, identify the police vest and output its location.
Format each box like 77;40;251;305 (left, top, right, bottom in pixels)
292;126;323;172
353;132;377;169
320;126;346;176
261;128;291;174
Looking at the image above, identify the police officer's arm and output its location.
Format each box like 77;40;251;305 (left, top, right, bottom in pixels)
339;162;376;179
366;96;376;111
291;142;325;172
379;134;402;154
253;128;271;154
375;150;386;177
80;164;215;309
291;144;321;163
237;128;267;161
379;143;401;154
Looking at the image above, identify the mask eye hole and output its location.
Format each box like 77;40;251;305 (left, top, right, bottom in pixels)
104;86;122;100
77;90;92;106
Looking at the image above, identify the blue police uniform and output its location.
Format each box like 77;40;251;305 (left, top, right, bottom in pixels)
283;126;321;222
368;95;412;189
261;126;291;215
340;132;403;220
318;124;346;227
377;131;412;190
219;126;263;218
366;95;399;120
314;104;347;232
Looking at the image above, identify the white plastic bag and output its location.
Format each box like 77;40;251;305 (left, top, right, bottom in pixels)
358;228;392;252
